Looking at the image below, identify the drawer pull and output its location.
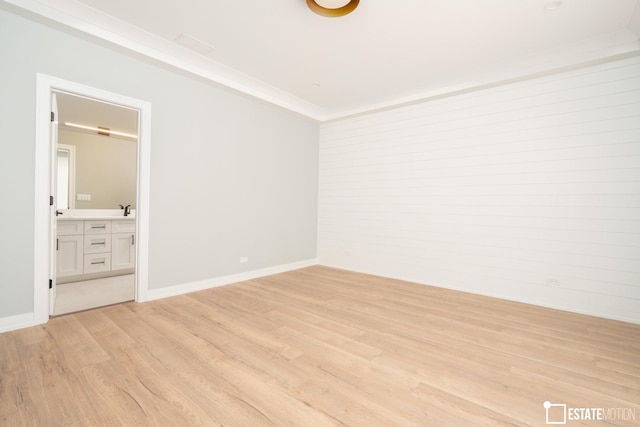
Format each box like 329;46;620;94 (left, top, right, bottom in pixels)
91;225;106;229
91;261;105;265
90;241;106;246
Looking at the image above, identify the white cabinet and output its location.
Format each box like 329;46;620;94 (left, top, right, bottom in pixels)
57;234;84;277
84;234;111;254
112;220;135;271
58;220;83;235
84;253;112;274
85;220;112;235
81;220;111;272
112;233;135;270
56;218;135;279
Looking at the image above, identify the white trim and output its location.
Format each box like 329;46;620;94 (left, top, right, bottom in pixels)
34;73;151;324
5;0;640;122
0;312;36;334
4;0;322;120
146;258;319;301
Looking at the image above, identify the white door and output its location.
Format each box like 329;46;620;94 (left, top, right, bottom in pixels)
49;92;58;315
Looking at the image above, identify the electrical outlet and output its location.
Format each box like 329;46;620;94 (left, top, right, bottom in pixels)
547;277;561;286
240;257;248;263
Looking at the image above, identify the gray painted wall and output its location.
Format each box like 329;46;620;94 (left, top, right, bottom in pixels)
0;5;319;317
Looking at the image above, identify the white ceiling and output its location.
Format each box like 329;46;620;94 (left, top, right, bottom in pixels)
55;91;139;138
6;0;640;121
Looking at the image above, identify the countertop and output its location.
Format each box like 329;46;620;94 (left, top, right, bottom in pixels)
56;209;136;221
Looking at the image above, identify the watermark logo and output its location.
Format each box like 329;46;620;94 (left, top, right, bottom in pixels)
544;401;567;424
543;401;636;425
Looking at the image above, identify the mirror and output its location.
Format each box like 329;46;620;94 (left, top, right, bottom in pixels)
55;92;138;210
57;144;76;209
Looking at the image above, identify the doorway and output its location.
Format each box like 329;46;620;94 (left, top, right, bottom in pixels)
52;91;139;315
34;74;151;323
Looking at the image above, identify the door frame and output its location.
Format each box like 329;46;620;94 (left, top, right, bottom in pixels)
34;73;151;324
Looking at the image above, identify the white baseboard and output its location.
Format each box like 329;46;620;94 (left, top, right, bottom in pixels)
145;258;319;302
318;261;640;325
0;259;318;333
0;312;36;334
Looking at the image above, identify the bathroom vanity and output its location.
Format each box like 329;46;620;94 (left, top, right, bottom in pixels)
56;210;136;283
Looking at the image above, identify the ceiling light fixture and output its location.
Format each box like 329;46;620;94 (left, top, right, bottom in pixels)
307;0;359;17
64;122;138;139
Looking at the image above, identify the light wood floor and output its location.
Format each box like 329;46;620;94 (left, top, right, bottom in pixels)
2;266;639;426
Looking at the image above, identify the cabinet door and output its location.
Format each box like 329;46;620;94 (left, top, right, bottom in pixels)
57;235;83;277
112;233;135;270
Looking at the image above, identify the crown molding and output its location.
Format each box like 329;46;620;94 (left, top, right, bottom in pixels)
2;0;326;120
3;0;640;123
322;44;640;123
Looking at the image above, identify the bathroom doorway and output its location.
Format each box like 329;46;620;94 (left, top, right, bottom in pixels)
52;91;139;315
33;74;151;323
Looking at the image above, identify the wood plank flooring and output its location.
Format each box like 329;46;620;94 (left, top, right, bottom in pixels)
1;266;639;426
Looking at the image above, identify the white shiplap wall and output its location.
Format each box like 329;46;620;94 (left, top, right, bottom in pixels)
318;55;640;324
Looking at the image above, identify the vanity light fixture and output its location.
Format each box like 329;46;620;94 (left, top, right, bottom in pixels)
64;122;138;139
307;0;359;17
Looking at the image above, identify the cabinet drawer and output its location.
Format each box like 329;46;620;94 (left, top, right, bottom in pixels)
57;220;83;236
112;220;135;233
84;235;112;254
84;220;112;234
84;253;111;273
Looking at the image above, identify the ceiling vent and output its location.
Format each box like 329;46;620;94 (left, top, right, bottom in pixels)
174;33;216;58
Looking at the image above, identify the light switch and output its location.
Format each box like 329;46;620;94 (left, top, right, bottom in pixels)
77;194;91;201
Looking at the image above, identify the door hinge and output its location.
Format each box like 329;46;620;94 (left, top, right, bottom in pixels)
49;279;53;289
51;111;55;122
50;195;54;206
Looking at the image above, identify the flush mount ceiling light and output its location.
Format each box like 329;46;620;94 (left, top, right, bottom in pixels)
307;0;359;17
